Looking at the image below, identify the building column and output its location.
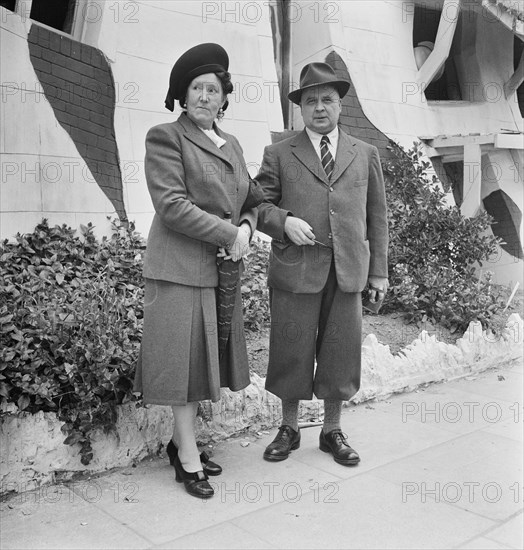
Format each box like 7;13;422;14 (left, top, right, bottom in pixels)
461;143;482;217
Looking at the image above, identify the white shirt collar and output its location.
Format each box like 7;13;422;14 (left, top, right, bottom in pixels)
305;126;339;157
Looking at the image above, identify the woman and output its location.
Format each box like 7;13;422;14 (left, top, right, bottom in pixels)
134;43;258;499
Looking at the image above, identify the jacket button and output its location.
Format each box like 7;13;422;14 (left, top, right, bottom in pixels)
328;233;332;239
330;209;335;215
329;187;334;192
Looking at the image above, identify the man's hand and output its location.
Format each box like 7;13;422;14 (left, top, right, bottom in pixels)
284;216;315;246
367;276;389;303
222;223;251;262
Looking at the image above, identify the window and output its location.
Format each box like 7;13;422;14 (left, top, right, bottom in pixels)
7;0;78;35
30;0;76;33
0;1;16;11
413;4;462;101
442;160;464;206
514;37;524;118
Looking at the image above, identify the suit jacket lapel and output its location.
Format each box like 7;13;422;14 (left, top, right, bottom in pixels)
178;113;233;167
290;128;358;187
290;130;330;187
331;130;357;185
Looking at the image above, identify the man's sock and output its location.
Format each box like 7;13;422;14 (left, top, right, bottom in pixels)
322;399;343;434
281;399;299;432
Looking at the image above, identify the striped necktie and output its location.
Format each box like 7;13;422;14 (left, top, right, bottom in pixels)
320;135;335;181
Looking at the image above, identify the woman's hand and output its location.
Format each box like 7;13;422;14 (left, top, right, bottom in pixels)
220;223;251;262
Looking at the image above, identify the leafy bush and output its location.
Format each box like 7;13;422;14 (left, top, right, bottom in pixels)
0;219;271;464
0;219;144;464
382;141;509;332
241;235;270;331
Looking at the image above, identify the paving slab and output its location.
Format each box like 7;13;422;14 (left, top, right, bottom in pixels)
251;400;462;479
482;415;524;443
0;484;149;549
457;535;517;549
77;437;338;547
151;523;276;549
0;362;522;550
448;368;522;403
375;382;519;436
371;432;522;521
229;473;497;549
481;512;524;549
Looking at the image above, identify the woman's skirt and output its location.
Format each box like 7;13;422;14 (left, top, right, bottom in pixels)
133;278;250;406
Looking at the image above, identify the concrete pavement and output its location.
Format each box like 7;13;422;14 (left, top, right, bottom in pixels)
1;358;522;549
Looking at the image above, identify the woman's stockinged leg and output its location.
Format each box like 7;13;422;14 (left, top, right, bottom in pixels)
171;402;202;473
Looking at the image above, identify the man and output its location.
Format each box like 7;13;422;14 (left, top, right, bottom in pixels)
256;62;389;466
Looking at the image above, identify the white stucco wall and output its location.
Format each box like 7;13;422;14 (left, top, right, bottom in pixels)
100;0;283;237
0;9;117;240
288;0;522;141
482;148;524;286
286;0;523;284
0;1;283;240
1;1;521;283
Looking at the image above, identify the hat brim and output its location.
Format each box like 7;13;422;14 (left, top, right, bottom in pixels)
288;80;350;105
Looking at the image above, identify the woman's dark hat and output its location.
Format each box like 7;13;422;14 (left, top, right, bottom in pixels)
165;43;229;112
288;62;350;105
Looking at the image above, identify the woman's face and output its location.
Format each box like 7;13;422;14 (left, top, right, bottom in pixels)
185;73;225;129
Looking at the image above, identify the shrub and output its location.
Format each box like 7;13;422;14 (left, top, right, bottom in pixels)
0;219;270;465
0;219;144;464
241;235;271;331
382;141;509;332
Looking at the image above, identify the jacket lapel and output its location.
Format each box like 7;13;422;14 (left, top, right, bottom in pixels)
214;125;240;167
330;130;357;185
290;128;358;187
178;113;233;168
290;130;330;187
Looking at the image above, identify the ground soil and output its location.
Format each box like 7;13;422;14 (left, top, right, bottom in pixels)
246;295;523;378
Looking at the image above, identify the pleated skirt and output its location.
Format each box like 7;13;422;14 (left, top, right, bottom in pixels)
133;278;250;406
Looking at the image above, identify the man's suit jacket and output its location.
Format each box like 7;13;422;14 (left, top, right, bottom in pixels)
256;128;388;294
143;112;257;287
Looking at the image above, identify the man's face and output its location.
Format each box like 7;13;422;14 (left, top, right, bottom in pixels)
300;85;341;134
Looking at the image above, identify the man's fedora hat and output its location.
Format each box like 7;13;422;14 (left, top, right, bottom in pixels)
165;43;229;112
288;62;350;105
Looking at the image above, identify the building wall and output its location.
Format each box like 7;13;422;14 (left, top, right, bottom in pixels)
27;24;125;219
326;50;393;161
0;1;283;239
285;0;523;285
0;10;117;238
481;148;524;284
1;0;521;284
102;0;283;236
288;1;521;141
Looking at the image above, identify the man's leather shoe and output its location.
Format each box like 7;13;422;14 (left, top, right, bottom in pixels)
263;425;301;461
319;429;360;466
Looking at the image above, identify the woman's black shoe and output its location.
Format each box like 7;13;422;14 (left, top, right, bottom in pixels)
173;455;214;499
166;440;222;476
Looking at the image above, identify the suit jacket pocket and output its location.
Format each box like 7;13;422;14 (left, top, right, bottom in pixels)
271;241;304;266
352;179;367;188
